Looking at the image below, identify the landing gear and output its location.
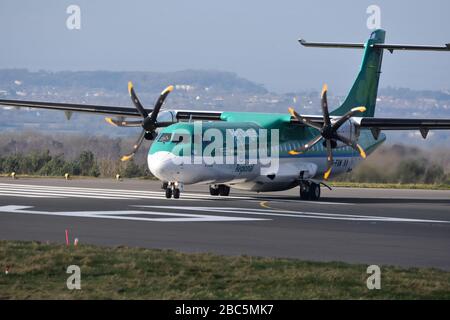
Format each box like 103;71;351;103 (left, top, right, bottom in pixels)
209;185;219;196
209;184;230;196
299;181;321;201
164;182;182;199
218;185;230;196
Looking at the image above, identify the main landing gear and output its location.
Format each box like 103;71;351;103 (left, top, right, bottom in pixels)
299;181;321;201
163;182;182;199
209;184;230;196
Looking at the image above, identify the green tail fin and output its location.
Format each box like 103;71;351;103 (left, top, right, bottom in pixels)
331;29;386;118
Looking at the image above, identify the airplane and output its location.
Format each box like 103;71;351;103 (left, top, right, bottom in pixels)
1;29;450;200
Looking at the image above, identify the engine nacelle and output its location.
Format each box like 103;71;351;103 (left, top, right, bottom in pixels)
331;118;359;148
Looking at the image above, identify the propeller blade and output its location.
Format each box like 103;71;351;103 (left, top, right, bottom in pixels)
288;107;322;130
323;139;333;180
336;134;367;159
105;117;142;127
120;130;146;162
331;106;366;131
150;85;174;123
321;84;331;127
128;81;149;118
289;135;322;155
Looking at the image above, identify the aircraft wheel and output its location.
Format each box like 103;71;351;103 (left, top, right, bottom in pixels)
173;188;180;199
299;182;310;200
209;185;220;196
165;188;172;199
218;185;230;196
309;183;321;201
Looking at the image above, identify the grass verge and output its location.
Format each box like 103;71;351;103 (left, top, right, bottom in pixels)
0;241;449;299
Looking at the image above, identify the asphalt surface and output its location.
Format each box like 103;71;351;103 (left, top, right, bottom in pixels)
0;177;449;270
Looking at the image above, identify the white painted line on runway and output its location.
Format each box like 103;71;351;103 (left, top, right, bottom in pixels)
0;183;250;201
0;205;269;223
0;188;137;200
0;183;247;198
0;192;63;198
138;205;450;224
0;183;354;205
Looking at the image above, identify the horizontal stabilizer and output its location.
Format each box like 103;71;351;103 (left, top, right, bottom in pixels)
298;39;364;49
299;39;450;52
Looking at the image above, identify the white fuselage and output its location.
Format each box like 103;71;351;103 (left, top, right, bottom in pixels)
148;150;361;192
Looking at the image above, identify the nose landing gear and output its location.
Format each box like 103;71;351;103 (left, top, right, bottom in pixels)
164;182;183;199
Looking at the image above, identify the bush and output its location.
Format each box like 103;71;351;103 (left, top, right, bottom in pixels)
424;164;445;184
396;159;426;184
75;151;100;177
123;160;146;178
0;150;102;177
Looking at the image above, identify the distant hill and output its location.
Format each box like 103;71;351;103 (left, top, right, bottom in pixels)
0;69;267;96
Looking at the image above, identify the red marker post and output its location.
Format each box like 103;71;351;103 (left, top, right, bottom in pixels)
65;229;69;246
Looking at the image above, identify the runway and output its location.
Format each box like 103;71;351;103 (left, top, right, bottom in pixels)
0;177;449;270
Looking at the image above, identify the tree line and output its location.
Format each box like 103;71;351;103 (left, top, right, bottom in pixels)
336;158;448;185
0;150;150;178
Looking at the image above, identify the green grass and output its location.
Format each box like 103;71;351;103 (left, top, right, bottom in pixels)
0;241;449;299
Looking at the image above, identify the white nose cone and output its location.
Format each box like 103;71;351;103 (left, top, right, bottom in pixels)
147;151;180;181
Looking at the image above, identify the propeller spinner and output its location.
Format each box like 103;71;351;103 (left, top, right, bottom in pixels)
288;84;367;180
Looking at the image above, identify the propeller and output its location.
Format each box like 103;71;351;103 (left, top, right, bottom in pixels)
118;82;174;161
288;84;367;180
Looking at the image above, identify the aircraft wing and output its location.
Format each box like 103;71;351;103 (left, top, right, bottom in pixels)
0;98;224;123
0;99;141;117
356;117;450;139
290;115;450;138
357;117;450;130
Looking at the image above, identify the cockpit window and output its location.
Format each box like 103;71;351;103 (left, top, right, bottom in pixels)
158;133;172;143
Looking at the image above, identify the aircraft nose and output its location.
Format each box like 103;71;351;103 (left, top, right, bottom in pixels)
148;151;182;181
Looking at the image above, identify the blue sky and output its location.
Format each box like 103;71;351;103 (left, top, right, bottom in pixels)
1;0;449;93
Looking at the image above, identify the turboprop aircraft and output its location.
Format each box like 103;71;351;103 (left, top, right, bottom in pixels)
1;29;450;200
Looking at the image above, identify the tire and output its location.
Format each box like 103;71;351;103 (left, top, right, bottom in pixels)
309;183;321;201
173;188;180;199
218;185;230;196
209;185;219;196
299;183;310;200
165;188;172;199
